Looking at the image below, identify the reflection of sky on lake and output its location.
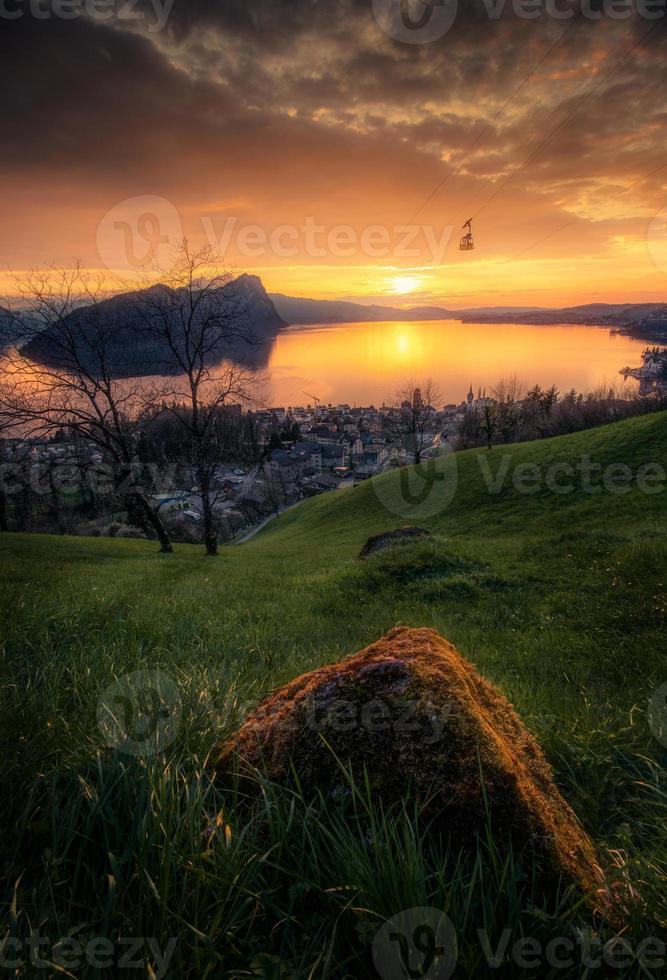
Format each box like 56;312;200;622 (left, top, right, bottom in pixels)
264;320;646;407
3;320;646;416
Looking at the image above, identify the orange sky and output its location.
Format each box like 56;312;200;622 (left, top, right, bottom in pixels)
2;6;667;309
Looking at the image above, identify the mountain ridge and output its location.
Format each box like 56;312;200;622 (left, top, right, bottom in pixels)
270;292;667;339
15;277;667;378
22;274;286;377
269;293;455;323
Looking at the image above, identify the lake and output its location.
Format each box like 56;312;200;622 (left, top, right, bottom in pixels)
263;319;647;407
2;319;648;414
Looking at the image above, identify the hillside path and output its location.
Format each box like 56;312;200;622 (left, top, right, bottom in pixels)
232;501;302;544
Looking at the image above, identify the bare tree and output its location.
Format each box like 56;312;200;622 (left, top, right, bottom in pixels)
0;428;10;532
132;242;262;556
1;302;33;531
0;265;174;552
258;465;289;519
480;403;497;450
388;379;442;465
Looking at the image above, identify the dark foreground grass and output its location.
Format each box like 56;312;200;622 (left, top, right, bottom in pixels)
1;412;667;977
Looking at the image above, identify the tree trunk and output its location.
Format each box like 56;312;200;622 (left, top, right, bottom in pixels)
124;491;173;554
115;463;173;554
146;504;173;554
17;481;32;532
151;511;174;555
0;489;8;532
196;466;218;557
201;489;218;557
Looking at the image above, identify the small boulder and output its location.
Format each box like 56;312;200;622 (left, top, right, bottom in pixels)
359;526;431;558
216;627;604;900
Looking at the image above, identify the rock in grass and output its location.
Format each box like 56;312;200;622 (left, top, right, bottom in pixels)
216;627;605;902
359;526;431;558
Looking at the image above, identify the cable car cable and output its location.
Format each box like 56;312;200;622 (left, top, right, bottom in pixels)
467;18;665;226
406;17;583;226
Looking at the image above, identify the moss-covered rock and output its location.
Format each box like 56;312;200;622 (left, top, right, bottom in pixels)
216;626;604;901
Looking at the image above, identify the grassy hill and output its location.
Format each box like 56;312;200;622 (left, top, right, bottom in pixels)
1;412;666;977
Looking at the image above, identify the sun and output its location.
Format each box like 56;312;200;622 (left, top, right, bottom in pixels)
389;275;422;295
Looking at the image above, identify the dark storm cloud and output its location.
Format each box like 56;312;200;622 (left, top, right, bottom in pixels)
0;12;460;185
4;3;665;176
131;0;661;40
2;0;667;273
0;15;217;173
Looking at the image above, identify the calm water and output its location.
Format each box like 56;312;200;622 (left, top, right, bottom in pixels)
3;320;648;413
264;320;647;406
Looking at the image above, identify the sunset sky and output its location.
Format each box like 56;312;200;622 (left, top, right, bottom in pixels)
2;0;667;308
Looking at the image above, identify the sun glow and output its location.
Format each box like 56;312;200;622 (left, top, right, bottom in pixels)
395;332;411;356
389;275;422;295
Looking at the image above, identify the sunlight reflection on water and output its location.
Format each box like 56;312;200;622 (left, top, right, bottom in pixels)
263;319;646;406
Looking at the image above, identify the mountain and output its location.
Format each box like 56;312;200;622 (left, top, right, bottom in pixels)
19;277;667;380
0;306;20;351
271;293;667;339
460;301;667;339
22;275;286;377
231;274;288;332
269;293;454;324
455;305;546;317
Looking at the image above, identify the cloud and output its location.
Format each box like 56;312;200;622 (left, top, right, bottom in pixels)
1;1;666;302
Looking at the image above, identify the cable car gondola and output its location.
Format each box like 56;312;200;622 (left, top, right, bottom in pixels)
459;218;475;251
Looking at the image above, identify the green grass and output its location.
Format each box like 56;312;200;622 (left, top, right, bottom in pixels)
1;411;667;977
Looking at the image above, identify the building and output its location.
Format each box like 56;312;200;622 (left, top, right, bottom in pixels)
341;433;364;458
622;347;667;393
320;443;345;469
294;441;322;471
151;491;194;514
642;348;667;377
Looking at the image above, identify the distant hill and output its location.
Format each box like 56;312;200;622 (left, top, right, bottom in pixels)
452;306;547;317
19;279;667;378
460;302;667;339
269;293;454;324
0;306;19;351
22;275;285;377
270;294;546;324
270;293;667;339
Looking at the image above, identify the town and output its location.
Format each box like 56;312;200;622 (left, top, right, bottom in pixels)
622;347;667;395
3;370;664;544
0;389;472;541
